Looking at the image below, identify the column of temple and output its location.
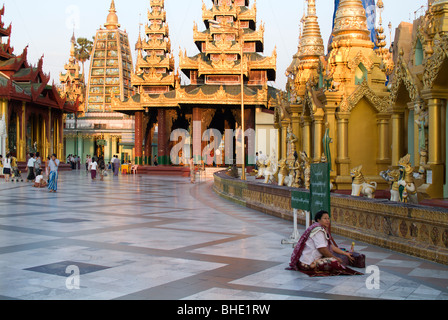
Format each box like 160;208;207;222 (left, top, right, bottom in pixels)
135;111;143;165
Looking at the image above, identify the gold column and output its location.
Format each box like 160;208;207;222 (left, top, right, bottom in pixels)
313;115;324;162
19;102;26;162
336;112;350;176
376;114;391;165
42;119;47;158
301;116;312;158
59;115;64;160
280;120;289;160
325;106;337;177
391;111;404;166
428;98;443;165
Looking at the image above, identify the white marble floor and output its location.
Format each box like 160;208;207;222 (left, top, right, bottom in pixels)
0;170;447;301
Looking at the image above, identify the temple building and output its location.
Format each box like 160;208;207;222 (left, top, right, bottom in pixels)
112;0;279;170
277;0;447;201
64;0;134;164
389;0;448;200
0;4;77;163
281;0;393;191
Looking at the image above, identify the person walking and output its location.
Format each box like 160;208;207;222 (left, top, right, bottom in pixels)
26;153;36;182
90;157;98;180
189;157;196;184
48;154;60;193
34;152;42;175
98;156;105;181
2;154;11;182
113;155;120;176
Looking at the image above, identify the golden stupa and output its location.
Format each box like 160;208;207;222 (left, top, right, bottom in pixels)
278;0;448;200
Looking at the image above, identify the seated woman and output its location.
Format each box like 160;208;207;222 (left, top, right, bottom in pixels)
33;170;47;188
288;210;363;277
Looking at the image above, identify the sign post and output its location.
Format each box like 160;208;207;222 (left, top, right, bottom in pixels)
283;163;331;247
310;163;331;221
283;191;310;246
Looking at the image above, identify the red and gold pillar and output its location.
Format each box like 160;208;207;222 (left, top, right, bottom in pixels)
158;108;169;165
192;107;202;163
135;111;143;165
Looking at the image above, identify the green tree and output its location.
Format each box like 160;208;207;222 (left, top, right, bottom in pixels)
74;37;94;80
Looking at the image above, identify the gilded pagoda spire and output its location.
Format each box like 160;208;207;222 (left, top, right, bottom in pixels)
297;0;324;61
331;0;374;50
287;0;324;97
104;0;120;30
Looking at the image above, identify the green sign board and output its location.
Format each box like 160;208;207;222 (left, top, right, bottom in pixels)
291;190;310;211
309;163;331;220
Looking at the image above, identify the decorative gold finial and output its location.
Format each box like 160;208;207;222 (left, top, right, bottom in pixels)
104;0;120;30
331;0;373;49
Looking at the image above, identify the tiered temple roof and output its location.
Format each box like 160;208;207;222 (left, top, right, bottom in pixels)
133;0;176;93
112;0;278;114
0;5;76;112
58;33;85;113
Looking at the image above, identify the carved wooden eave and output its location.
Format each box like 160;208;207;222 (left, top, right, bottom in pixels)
150;0;164;7
145;23;169;36
249;48;277;71
389;52;420;105
131;69;175;86
141;38;171;52
339;80;391;113
137;51;174;71
197;54;249;76
204;38;242;55
193;26;212;44
147;8;166;21
202;2;240;22
112;84;270;113
243;24;265;44
423;33;448;90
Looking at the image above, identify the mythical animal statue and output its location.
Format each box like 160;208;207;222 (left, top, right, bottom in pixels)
278;159;294;187
255;153;268;179
350;165;377;199
380;169;401;202
264;156;278;184
398;154;419;204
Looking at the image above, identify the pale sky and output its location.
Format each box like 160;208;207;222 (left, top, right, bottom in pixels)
3;0;427;90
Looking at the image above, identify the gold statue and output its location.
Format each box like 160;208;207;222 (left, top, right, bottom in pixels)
380;169;401;202
398;154;418;204
300;151;311;190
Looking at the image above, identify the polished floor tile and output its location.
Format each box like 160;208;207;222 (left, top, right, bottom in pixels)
0;171;447;300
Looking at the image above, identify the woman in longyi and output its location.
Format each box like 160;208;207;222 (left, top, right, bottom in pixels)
288;211;363;277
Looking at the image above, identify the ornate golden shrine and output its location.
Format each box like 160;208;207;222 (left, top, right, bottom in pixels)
112;0;279;166
277;0;447;200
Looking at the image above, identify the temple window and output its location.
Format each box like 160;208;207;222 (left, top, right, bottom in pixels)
415;38;423;66
355;63;368;85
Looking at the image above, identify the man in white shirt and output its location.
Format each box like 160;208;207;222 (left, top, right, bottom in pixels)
26;153;36;182
90;158;98;180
